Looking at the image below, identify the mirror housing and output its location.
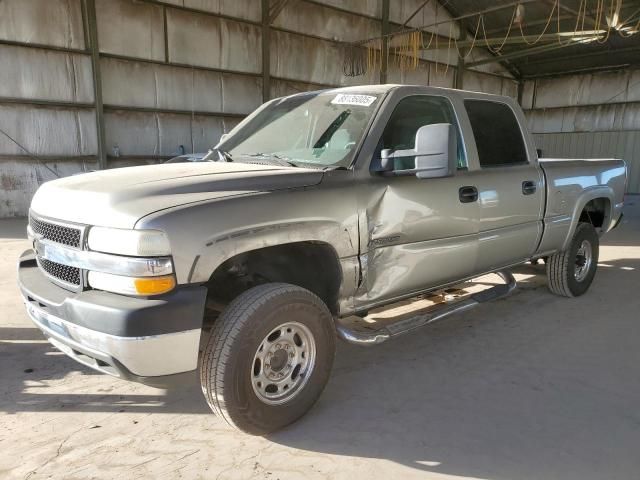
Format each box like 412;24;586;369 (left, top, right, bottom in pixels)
400;123;456;178
379;149;394;171
373;123;457;178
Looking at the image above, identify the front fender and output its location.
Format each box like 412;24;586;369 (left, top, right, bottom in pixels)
135;175;361;304
189;219;356;284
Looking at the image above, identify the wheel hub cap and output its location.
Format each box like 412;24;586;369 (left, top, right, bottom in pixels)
251;321;316;405
574;239;593;282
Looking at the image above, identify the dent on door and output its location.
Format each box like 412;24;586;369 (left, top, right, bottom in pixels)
353;178;479;309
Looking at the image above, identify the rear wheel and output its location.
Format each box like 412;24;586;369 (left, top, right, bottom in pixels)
547;222;599;297
199;283;336;435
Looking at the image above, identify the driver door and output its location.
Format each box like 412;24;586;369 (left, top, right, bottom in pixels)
354;93;480;309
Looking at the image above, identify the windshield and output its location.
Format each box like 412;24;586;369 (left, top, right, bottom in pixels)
220;92;380;168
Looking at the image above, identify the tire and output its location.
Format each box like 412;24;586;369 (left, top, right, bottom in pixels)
199;283;336;435
546;222;599;297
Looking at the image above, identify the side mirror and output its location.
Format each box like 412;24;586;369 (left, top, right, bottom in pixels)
373;124;456;178
409;123;456;179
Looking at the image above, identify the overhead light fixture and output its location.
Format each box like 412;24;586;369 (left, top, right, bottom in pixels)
557;30;607;43
607;0;623;30
514;4;525;26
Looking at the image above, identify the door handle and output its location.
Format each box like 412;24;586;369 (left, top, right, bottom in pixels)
522;180;537;195
459;186;478;203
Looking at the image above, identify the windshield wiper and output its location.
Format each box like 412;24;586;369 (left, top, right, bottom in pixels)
245;153;299;168
323;165;348;171
202;147;233;162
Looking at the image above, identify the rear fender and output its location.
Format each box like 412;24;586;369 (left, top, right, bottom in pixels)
561;186;614;251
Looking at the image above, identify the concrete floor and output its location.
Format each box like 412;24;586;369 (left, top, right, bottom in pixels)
1;199;640;480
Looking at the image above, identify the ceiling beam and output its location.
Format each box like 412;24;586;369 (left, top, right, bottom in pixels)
402;0;432;27
522;63;637;79
466;41;575;67
621;5;640;25
484;14;574;35
425;32;602;49
543;0;598;28
515;44;640;68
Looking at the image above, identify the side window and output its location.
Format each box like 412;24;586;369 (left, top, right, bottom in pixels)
378;96;467;171
464;100;528;167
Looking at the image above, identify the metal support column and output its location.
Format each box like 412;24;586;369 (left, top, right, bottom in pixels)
517;80;524;106
261;0;271;102
380;0;390;84
84;0;107;170
454;21;466;89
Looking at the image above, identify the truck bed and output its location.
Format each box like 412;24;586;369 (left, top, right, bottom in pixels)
537;158;627;254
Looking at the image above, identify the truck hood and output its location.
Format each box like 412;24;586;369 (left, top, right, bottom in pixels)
31;162;324;228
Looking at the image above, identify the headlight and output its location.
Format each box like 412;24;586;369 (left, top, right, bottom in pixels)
88;227;171;256
86;227;174;295
88;271;176;296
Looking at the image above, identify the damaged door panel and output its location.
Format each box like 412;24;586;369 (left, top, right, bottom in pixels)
353;94;479;309
356;175;479;308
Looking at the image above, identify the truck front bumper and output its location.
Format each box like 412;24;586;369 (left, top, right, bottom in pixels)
18;250;207;387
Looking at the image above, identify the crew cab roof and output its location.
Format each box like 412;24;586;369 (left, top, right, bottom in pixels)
286;83;513;103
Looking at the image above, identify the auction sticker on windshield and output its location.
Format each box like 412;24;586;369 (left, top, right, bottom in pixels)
331;94;377;107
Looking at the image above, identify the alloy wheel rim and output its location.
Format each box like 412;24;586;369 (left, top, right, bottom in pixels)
251;321;316;405
574;239;593;282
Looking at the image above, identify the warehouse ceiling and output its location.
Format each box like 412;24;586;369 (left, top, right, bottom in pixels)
442;0;640;78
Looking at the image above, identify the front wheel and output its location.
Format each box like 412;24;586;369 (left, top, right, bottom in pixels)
546;222;599;297
199;283;336;435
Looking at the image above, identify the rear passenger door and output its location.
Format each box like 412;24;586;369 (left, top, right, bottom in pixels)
463;99;544;272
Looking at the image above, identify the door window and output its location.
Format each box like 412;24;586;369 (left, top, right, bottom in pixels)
376;96;467;171
464;100;528;167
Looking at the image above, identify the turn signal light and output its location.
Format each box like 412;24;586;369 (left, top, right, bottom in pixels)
133;276;176;295
88;271;176;296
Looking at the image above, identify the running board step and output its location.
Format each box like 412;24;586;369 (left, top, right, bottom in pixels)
336;271;516;346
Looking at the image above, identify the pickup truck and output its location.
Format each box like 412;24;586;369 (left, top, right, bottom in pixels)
18;85;627;435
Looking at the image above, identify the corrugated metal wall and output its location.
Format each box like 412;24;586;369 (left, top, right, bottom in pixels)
523;69;640;193
0;0;518;217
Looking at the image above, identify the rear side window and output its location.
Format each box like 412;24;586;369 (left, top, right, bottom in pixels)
464;100;528;167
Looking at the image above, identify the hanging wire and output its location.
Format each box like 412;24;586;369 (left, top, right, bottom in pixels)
442;21;453;75
480;6;518;54
454;13;484;60
556;0;588;46
0;127;61;178
342;0;636;78
517;0;559;45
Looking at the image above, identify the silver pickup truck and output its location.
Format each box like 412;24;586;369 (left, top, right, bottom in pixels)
18;85;627;434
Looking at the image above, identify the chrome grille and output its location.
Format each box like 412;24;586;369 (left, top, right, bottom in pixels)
38;258;81;286
30;216;81;248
